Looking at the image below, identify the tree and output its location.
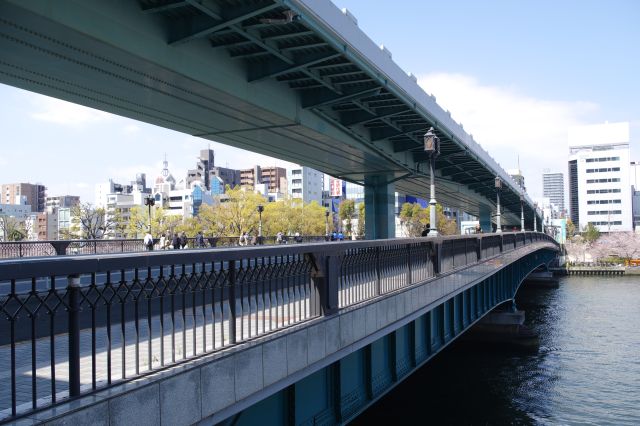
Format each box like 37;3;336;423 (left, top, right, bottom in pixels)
582;223;600;245
0;216;27;241
566;218;576;238
212;186;266;236
398;202;458;237
608;232;640;261
399;202;428;237
67;203;117;239
338;199;356;236
356;202;365;238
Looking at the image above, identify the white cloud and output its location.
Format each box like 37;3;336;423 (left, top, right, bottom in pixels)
75;182;89;189
123;124;140;134
30;95;111;127
417;73;599;197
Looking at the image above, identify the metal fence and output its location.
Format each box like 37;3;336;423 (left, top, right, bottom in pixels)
0;236;329;259
0;232;558;422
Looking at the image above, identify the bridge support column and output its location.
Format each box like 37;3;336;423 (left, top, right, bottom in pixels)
364;175;395;239
479;204;492;233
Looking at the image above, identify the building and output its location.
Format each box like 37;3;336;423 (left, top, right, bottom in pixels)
186;149;215;190
542;171;565;215
1;183;46;212
568;122;632;232
153;158;213;218
240;165;288;194
45;195;80;213
211;166;241;190
287;166;323;205
507;168;526;193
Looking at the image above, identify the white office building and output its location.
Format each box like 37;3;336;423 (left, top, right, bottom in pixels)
568;122;632;232
287;166;323;205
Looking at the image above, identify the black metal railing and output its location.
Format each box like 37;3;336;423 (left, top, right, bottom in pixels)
0;236;329;259
0;232;558;422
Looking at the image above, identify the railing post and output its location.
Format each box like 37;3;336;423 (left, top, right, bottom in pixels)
477;236;482;261
67;274;81;397
325;255;339;314
433;241;441;275
375;247;381;295
406;244;412;285
228;260;237;344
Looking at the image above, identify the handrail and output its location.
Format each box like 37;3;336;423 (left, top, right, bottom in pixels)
0;232;559;422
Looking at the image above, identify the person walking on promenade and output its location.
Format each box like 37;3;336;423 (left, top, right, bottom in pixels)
239;232;247;246
171;233;180;250
143;231;154;251
180;232;188;249
159;233;166;250
195;230;205;248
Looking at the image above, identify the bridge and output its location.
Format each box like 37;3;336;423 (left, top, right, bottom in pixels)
0;233;559;424
0;0;542;236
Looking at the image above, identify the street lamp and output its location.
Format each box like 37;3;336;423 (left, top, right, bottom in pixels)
495;176;502;233
325;209;330;239
424;127;440;237
520;193;525;232
144;194;155;234
533;202;538;232
257;204;264;244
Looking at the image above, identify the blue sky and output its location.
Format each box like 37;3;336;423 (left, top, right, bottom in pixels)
1;0;638;203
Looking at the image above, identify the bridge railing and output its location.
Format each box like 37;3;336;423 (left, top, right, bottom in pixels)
0;236;329;259
0;232;558;422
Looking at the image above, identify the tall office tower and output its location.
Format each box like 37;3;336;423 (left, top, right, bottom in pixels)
1;183;46;212
568;122;632;232
542;171;565;213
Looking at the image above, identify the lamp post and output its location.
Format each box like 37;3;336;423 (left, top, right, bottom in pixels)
533;202;538;232
325;210;330;239
520;193;525;232
424;127;440;237
257;204;264;244
144;194;155;234
495;176;502;233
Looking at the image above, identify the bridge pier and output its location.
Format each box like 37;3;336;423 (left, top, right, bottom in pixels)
364;175;395;239
479;204;493;233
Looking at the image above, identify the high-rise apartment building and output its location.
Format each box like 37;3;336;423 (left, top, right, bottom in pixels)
211;166;241;190
568;122;632;232
1;183;46;212
287;166;323;204
542;172;565;213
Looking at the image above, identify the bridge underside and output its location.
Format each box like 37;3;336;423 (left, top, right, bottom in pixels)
0;0;537;227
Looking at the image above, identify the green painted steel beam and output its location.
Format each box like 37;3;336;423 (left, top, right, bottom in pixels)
342;106;410;127
248;51;341;82
141;1;188;14
301;86;381;109
170;2;280;45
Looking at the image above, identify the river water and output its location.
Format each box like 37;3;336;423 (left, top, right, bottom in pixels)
353;275;640;425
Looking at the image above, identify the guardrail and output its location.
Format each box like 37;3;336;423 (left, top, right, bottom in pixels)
0;236;329;259
0;232;558;422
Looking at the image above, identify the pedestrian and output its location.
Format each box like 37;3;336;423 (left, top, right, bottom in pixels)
171;233;180;250
276;231;284;244
159;233;166;250
294;232;302;243
180;232;188;249
143;231;154;251
475;223;482;234
251;234;258;245
195;230;205;248
421;224;430;237
331;231;337;241
239;232;247;246
337;231;344;241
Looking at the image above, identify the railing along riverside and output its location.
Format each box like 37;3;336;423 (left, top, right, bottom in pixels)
0;236;329;259
0;232;558;422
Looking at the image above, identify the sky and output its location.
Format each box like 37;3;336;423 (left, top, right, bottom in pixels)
1;0;638;204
